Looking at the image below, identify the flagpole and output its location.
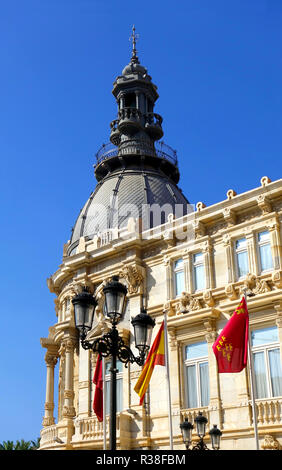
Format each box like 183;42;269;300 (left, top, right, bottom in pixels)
102;356;107;450
244;291;260;450
163;312;173;450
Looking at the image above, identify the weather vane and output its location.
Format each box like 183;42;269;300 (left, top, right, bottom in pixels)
129;25;139;63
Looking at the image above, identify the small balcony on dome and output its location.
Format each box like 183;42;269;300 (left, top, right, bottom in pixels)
110;119;120;146
117;107;142;135
144;112;164;140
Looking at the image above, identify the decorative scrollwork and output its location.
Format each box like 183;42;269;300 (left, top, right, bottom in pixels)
81;324;145;367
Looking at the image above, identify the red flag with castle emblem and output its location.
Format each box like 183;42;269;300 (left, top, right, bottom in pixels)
213;296;249;373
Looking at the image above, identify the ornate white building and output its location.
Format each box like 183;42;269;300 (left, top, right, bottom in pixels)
39;37;282;451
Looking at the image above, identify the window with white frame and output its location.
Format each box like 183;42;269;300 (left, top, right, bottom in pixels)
235;237;249;279
105;360;123;414
192;252;205;291
257;230;273;272
251;326;282;399
184;342;210;409
174;258;185;296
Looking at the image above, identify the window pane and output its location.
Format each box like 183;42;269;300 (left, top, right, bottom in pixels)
105;359;123;375
237;251;249;277
269;349;282;397
199;362;210;406
186;365;197;408
175;258;184;269
251;327;279;347
194;264;205;290
193;252;204;264
258;231;270;242
236;238;247;250
186;342;208;360
253;351;268;399
259;243;273;271
175;271;185;296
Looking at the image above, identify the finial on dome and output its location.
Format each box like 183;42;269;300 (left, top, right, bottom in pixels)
129;25;140;64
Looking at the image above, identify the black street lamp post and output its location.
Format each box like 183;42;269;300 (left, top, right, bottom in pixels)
180;412;222;450
72;276;155;450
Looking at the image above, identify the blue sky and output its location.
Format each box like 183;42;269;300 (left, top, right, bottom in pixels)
0;0;281;442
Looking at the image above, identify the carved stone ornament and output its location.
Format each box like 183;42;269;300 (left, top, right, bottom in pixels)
163;300;175;317
176;292;202;314
196;201;206;212
256;194;272;214
192;219;206;239
225;283;238;300
272;270;282;289
119;264;144;294
68;279;95;296
223;207;236;226
203;290;215;307
226;189;237;200
261;434;281;450
260;176;272;187
240;273;272;296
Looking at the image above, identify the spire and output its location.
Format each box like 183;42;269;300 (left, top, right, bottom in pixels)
129;25;140;64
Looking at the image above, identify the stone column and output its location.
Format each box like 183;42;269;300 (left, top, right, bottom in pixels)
62;336;77;419
274;300;282;365
223;234;235;283
42;350;58;427
164;256;173;300
246;231;258;275
203;240;215;289
268;219;281;270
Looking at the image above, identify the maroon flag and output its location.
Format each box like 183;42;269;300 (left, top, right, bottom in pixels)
213;297;249;373
93;353;103;421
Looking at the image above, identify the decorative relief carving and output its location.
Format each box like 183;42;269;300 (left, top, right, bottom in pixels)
239;273;272;296
68;279;95;296
44;353;58;367
163;300;175;317
223;207;236;226
257;194;272;214
176;292;202;314
119;264;144;294
237;208;261;224
272;270;282;289
203;290;215;307
192;219;206;239
225;283;238;300
261;434;281;450
204;319;217;343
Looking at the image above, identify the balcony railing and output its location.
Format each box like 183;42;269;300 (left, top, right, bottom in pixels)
254;397;282;426
95;140;178;167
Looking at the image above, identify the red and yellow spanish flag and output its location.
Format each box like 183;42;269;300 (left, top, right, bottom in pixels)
134;321;165;405
213;296;249;373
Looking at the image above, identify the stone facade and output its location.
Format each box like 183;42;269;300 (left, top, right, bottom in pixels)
40;175;282;450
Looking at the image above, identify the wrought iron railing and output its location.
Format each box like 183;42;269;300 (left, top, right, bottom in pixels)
95;140;178;167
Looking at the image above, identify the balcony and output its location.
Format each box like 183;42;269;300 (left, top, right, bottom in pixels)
118;107;142;135
145;112;164;140
95;140;178;167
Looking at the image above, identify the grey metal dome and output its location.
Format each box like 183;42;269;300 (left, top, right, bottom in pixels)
68;167;189;254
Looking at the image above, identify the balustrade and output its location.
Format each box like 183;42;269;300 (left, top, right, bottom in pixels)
254;398;282;426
